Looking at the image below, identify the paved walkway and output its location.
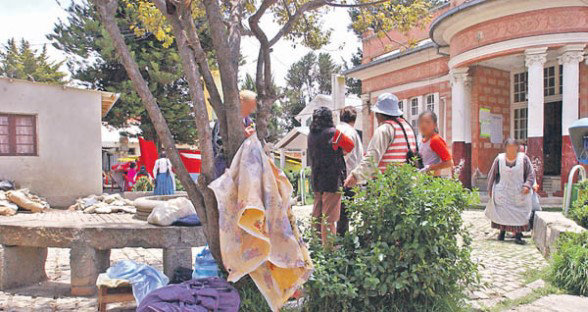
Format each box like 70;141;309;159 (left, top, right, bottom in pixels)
462;210;548;309
0;209;575;311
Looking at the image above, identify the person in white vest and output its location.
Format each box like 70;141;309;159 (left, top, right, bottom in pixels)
153;151;176;195
485;138;535;245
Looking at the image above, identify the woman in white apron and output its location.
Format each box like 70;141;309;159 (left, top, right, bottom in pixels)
485;138;535;245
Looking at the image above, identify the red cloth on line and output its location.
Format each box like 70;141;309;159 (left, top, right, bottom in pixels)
178;149;202;174
428;134;451;162
138;137;158;177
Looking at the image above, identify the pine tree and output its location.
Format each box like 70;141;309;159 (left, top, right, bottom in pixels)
48;0;202;144
0;38;66;84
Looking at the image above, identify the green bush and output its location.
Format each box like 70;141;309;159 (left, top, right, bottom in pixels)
549;231;588;296
303;165;479;312
132;176;153;192
569;191;588;228
175;176;185;192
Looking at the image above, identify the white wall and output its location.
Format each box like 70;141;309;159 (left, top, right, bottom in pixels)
0;79;103;207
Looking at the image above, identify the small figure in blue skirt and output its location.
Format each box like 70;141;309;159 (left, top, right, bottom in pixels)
153;151;175;195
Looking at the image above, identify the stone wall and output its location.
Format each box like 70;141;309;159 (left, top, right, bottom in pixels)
533;211;585;258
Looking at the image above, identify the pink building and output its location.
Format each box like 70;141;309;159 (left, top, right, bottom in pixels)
344;0;588;195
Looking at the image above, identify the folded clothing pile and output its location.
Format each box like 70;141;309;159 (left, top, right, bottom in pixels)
137;277;240;312
0;189;50;216
69;193;136;214
147;197;197;226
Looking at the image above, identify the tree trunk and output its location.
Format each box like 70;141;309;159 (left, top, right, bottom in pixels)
94;0;221;260
152;0;223;266
202;0;244;163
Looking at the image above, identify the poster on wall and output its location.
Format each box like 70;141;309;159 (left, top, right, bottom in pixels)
480;108;503;144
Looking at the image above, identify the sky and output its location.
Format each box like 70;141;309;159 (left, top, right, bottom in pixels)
0;0;361;88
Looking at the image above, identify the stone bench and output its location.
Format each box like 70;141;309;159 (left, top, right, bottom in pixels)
0;210;206;296
532;211;585;257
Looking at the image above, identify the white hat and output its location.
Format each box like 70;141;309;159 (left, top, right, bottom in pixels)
372;93;402;117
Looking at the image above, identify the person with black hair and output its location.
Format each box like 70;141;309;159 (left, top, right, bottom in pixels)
153;151;176;195
307;106;349;245
344;93;417;188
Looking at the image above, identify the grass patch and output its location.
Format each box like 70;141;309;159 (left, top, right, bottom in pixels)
481;284;562;312
521;267;549;285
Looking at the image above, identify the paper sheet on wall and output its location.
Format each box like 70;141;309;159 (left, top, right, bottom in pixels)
480;108;503;144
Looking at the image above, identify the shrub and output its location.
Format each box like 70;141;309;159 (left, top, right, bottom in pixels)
549;231;588;296
303;165;479;312
569;191;588;228
174;176;185;192
132;176;153;192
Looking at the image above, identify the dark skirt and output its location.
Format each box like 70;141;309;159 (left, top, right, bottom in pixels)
491;222;530;233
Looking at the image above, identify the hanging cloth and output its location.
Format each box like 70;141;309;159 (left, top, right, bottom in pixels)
209;134;313;312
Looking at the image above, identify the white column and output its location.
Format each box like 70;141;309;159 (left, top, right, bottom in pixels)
558;45;585;135
525;48;548;138
450;67;470;143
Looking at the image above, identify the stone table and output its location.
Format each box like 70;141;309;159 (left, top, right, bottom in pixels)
0;210;206;296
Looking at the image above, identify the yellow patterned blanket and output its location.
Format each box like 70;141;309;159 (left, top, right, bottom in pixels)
209;135;313;311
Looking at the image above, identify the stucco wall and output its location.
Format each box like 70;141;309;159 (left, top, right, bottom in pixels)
450;7;588;57
0;79;102;207
362;57;450;93
361;7;449;63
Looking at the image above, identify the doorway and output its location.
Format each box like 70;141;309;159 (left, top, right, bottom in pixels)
543;101;562;175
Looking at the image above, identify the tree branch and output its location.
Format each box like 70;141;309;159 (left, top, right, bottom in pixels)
268;0;326;46
152;0;224;266
202;0;244;161
324;0;390;7
92;0;207;225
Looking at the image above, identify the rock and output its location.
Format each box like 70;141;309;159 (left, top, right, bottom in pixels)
526;279;545;290
504;287;533;300
533;211;585;257
507;294;588;312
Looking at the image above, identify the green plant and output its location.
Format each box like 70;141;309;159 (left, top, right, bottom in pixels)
285;170;299;198
569;191;588;228
549;231;588;296
132;176;153;192
575;179;588;190
175;176;185;192
303;165;479;312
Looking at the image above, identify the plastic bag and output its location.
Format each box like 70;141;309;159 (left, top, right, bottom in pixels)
0;180;14;191
106;260;169;304
147;197;196;226
192;246;219;279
